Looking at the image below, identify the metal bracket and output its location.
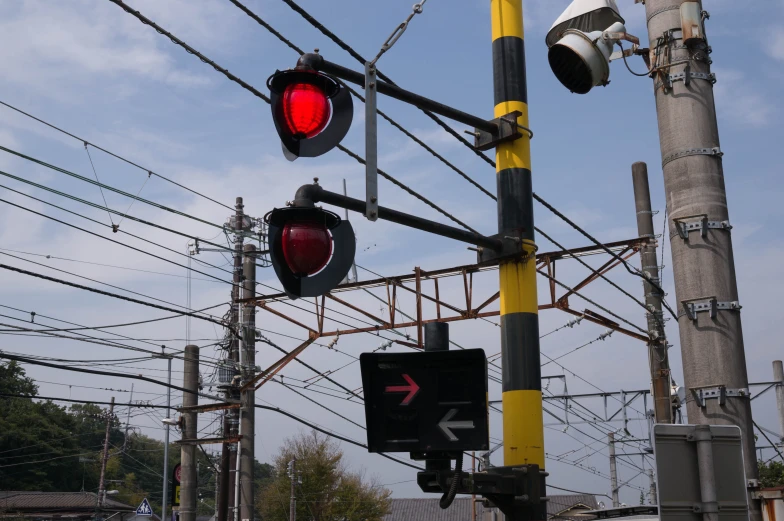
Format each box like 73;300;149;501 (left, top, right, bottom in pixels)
673;214;732;240
681;297;741;320
472;111;526;152
475;234;534;266
657;63;716;91
691;386;750;407
662;146;722;167
364;61;379;221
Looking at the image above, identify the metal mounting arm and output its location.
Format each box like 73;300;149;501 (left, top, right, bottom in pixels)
291;183;503;251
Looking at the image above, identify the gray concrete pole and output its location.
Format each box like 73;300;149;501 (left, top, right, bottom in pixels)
239;244;256;521
161;356;172;521
694;425;718;521
643;2;759;517
608;432;619;507
632;162;672;424
180;345;199;521
774;361;784;441
648;469;657;506
95;397;115;521
288;459;296;521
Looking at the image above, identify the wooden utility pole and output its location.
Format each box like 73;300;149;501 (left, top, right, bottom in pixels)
95;397;115;521
643;2;759;519
631;162;672;424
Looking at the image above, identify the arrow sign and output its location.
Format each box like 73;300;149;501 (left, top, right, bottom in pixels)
384;374;420;405
439;409;475;441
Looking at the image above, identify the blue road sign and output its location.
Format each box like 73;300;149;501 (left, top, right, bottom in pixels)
136;498;153;517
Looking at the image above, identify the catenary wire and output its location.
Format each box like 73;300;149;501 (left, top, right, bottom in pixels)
0;99;233;211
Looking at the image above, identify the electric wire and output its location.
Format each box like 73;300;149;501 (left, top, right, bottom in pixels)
83;144;115;227
105;0;478;234
0;99;233;211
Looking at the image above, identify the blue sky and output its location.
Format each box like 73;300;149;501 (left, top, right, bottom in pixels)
0;0;782;506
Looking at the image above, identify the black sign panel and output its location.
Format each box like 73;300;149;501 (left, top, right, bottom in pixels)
360;349;489;453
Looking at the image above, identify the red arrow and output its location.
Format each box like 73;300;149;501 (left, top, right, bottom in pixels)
385;374;420;406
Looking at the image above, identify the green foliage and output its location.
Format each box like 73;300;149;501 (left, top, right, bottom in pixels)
759;459;784;488
0;361;271;520
257;430;390;521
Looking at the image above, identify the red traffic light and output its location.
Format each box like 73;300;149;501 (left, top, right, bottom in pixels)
281;220;333;276
268;67;353;160
282;83;332;139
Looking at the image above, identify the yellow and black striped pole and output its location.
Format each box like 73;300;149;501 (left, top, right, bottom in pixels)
492;0;546;515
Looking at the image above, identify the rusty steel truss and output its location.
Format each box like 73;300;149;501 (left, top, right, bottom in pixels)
239;237;649;391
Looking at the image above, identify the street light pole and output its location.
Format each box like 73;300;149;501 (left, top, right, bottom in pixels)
160;354;173;521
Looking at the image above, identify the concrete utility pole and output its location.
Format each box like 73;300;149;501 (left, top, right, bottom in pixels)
288;459;296;521
774;361;784;441
489;1;546;519
648;469;657;506
239;244;256;521
632;163;672;424
643;2;759;517
122;384;134;452
220;198;244;521
180;345;199;521
608;433;619;507
95;397;115;521
160;354;173;521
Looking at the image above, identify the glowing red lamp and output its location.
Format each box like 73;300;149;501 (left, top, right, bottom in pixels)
281;220;333;276
282;83;331;139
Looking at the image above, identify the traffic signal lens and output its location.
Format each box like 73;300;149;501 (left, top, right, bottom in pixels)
282;83;331;139
281;220;333;276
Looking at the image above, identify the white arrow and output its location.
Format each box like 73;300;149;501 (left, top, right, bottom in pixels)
438;409;475;441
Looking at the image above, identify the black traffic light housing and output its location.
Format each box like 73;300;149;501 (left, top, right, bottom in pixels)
267;66;354;161
266;205;356;299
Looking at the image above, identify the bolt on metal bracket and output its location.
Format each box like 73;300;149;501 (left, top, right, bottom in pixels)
472;111;527;152
657;63;716;92
672;214;732;240
662;146;722;167
680;297;741;320
691;385;750;407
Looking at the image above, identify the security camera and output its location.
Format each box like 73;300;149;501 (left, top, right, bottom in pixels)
546;0;639;94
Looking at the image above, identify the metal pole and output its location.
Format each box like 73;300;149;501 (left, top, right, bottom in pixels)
343;179;358;284
490;0;545;519
631;162;672;424
648;469;657;506
123;384;134;452
180;345;199;521
239;244;256;521
95;397;115;521
288;459;296;521
162;357;172;521
643;3;759;518
608;433;619;508
694;425;718;521
774;361;784;441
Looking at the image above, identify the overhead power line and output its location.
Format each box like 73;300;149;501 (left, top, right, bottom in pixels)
0;263;231;331
0;393;172;409
106;0;478;234
0;99;233;211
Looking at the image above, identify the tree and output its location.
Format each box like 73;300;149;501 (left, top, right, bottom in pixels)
257;430;390;521
759;460;784;488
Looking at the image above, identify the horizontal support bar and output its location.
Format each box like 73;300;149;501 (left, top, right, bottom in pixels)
176;436;242;445
178;402;240;413
298;54;497;134
295;184;503;251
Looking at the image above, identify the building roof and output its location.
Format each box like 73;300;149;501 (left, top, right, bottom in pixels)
0;491;135;513
383;494;599;521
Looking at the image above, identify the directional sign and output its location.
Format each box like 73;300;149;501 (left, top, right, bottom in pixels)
136;498;153;517
360;349;489;453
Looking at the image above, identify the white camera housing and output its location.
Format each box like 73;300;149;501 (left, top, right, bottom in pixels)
546;0;641;94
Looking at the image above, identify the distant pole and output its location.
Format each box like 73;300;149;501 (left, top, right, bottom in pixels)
774;361;784;441
288;459;296;521
96;397;115;521
643;3;758;518
180;345;199;521
631;162;672;424
239;244;256;521
608;433;619;507
694;425;718;521
123;384;134;452
342;179;358;283
648;469;657;505
161;355;173;521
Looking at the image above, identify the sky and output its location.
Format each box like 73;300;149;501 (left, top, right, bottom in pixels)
0;0;783;508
